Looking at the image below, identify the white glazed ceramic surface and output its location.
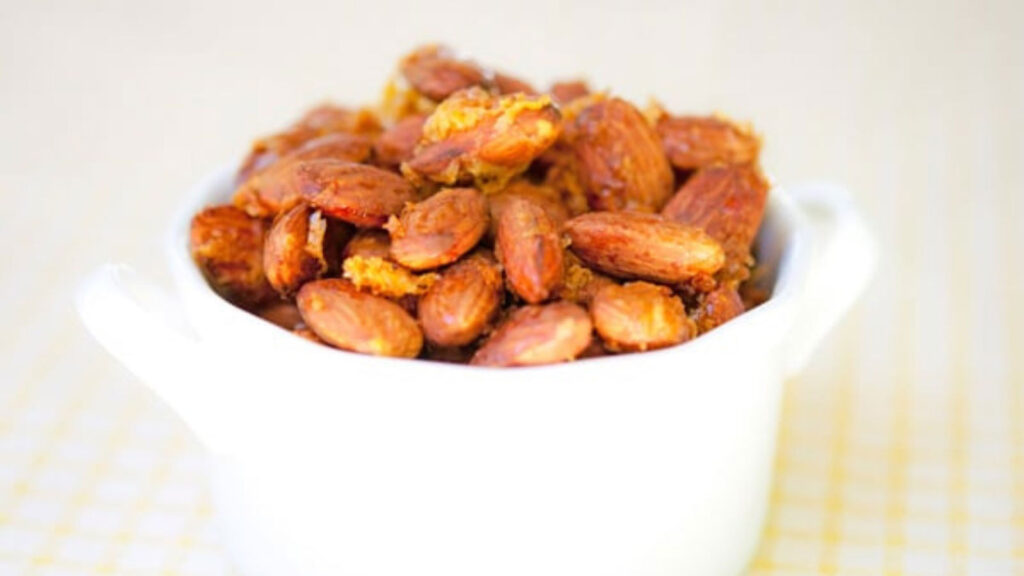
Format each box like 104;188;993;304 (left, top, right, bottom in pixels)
76;167;874;576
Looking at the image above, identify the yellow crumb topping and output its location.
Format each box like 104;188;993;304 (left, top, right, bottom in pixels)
342;256;438;299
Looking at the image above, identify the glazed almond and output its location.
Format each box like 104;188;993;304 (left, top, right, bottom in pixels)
296;279;423;358
419;252;504;347
386;187;488;270
404;87;561;191
495;196;563;303
190;205;275;308
238;105;380;182
400;45;487;102
492;72;537;95
471;302;593;367
486;179;569;241
549;80;590;105
656;113;759;170
661;164;768;282
236;159;418;225
564;211;724;285
591;282;695;352
233;135;373;218
571;98;674;212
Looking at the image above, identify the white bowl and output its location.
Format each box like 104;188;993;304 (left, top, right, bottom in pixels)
77;167;874;576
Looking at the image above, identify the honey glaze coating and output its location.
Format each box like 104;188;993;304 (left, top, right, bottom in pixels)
193;44;771;366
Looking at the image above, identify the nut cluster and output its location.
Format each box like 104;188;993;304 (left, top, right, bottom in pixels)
190;45;769;367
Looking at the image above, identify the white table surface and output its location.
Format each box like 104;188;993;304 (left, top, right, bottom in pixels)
1;0;1022;574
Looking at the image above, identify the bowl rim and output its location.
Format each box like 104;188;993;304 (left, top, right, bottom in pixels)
166;165;811;377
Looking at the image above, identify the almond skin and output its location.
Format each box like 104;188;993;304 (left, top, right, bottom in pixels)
264;203;348;297
564;211;724;285
419;252;504;347
591;282;695;352
386;187;488;270
404;87;562;191
296;279;423;358
190;205;276;308
656;113;760;170
661;164;768;282
471;302;593;367
495;196;564;303
571;97;674;212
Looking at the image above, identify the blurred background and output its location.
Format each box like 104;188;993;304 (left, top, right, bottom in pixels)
1;0;1022;573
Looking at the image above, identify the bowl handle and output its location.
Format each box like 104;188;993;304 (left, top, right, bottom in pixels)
784;183;876;376
75;263;215;435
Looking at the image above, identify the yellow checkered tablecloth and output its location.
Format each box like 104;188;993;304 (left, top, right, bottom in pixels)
1;0;1022;574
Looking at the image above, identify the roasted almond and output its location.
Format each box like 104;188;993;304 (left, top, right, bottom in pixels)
470;302;593;367
492;72;537;95
419;251;504;347
386;187;488;270
264;203;348;297
399;45;487;102
234;133;374;217
236;158;418;225
296;279;423;358
564;211;724;285
190;205;276;308
238;105;380;182
591;282;695;352
486;179;569;241
571;97;674;212
404;87;561;191
373;114;427;169
661;164;768;282
656;113;760;170
495;196;564;303
691;285;746;334
549;80;591;105
288;132;374;164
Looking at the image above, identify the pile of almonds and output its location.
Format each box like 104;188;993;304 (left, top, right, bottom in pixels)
190;45;769;367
